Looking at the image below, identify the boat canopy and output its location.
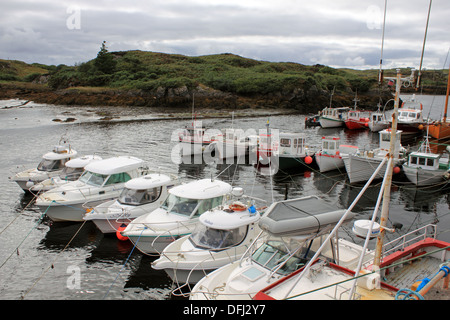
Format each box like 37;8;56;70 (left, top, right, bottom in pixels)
84;156;145;175
170;179;232;200
42;146;77;160
200;207;260;230
258;196;354;237
65;155;102;168
124;173;173;190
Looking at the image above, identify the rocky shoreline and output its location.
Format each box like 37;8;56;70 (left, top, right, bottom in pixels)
0;81;396;116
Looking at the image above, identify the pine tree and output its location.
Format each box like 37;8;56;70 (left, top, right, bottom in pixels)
94;41;116;74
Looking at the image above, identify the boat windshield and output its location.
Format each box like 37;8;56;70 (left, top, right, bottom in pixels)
160;194;223;217
37;159;66;172
78;171;109;186
118;187;162;206
189;225;248;250
251;240;306;275
58;166;84;181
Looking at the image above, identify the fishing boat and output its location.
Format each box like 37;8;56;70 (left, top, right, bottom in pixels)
392;95;426;136
30;155;102;193
151;187;266;286
205;128;249;161
256;128;314;171
120;178;233;255
83;173;179;234
189;195;366;300
342;129;407;184
35;156;147;222
345;110;370;130
315;136;359;173
319;107;351;128
427;65;450;140
254;225;450;300
368;109;390;132
10;144;77;191
402;136;450;186
176;120;214;156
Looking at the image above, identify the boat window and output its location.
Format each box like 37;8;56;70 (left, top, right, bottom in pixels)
381;133;390;142
252;240;305;275
196;196;224;216
410;156;418;165
322;141;329;149
37;159;66;172
189;225;248;250
59;166;84;181
104;172;132;185
118;187;162;206
418;157;426;166
160;194;201;216
427;158;435;167
79;171;108;186
280;139;291;147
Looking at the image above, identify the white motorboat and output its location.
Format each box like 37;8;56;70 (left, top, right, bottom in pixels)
402;137;450;186
83;173;180;234
35;156;147;222
315;136;359;173
368;110;390;132
205;128;249;161
189;195;365;300
342;129;407;184
319;107;350;128
121;178;233;255
30;155;102;193
10;144;77;191
152;188;266;287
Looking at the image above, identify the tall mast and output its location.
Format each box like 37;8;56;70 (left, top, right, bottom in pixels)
416;0;432;90
443;64;450;123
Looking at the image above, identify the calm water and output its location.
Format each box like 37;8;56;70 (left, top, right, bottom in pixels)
0;94;449;300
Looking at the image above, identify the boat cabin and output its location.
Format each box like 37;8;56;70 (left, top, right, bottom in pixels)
321;107;350;119
37;145;78;172
118;174;175;206
160;179;232;219
78;156;146;187
398;109;423;123
279;133;307;156
378;129;403;158
407;152;444;171
320;136;340;155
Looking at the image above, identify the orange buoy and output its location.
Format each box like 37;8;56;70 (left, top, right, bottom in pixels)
305;156;313;164
393;166;401;174
116;224;129;241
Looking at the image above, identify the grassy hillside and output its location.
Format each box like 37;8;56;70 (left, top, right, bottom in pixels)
1;50;447;111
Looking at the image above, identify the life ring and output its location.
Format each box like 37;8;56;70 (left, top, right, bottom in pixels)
229;203;247;211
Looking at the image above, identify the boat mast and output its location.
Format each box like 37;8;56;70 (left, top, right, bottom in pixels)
443;64;450;123
416;0;432;91
373;69;402;268
378;0;387;85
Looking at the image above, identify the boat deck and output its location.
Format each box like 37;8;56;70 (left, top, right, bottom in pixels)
383;255;445;291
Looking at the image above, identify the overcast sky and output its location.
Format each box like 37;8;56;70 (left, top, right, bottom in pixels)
1;0;449;70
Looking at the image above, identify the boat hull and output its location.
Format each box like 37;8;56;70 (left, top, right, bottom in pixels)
402;165;446;186
345;119;368;130
427;122;450;140
127;234;183;255
343;154;402;184
319;117;344;128
315;153;344;173
90;218;133;233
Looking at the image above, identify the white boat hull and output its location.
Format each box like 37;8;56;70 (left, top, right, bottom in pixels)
319;117;344;128
402;165;446;186
90;218;133;233
127;234;184;255
368;122;389;132
315;153;344;173
343;154;402;184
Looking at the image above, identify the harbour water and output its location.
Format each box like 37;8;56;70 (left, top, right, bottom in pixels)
0;94;449;300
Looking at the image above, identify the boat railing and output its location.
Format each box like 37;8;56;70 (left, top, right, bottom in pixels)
381;224;437;259
149;220;200;254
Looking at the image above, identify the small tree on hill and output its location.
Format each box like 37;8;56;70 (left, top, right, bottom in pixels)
94;41;116;74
